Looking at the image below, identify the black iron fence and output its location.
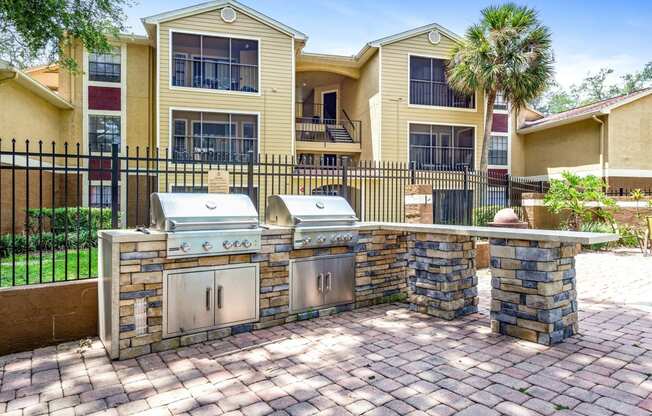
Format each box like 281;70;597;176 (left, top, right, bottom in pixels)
0;139;546;287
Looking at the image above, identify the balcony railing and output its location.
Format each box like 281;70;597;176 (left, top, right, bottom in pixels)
295;103;361;143
409;80;475;108
172;135;257;163
409;147;475;170
172;57;258;92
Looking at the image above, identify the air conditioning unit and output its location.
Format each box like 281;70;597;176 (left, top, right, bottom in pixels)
221;6;237;23
428;30;441;45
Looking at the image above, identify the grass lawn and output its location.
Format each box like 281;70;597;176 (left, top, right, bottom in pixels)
0;247;98;287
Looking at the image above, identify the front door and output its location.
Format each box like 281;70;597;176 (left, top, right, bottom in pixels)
322;92;337;122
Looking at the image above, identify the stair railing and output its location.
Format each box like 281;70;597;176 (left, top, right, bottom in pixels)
341;110;361;143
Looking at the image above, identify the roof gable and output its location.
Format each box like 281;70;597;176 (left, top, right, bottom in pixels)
519;88;652;134
142;0;307;40
368;22;462;47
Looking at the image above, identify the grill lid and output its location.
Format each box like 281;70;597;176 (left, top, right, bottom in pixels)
265;195;357;227
150;193;259;232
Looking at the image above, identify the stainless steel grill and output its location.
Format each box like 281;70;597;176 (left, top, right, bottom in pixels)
265;195;359;249
150;193;262;258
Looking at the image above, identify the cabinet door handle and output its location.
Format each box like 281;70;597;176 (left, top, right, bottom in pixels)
317;273;324;292
326;272;332;291
217;285;223;309
205;287;211;311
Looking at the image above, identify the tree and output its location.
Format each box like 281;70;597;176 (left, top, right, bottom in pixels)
535;61;652;114
447;3;554;171
543;171;616;231
0;0;130;71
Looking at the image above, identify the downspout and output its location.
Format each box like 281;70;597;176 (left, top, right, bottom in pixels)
592;115;607;187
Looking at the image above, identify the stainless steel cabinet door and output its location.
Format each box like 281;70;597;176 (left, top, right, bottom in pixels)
290;258;324;313
323;254;355;307
166;270;215;335
214;265;258;326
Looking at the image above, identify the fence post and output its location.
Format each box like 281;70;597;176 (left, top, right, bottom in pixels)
341;156;349;201
110;139;120;229
247;151;255;201
463;166;469;225
539;180;545;194
410;161;416;185
505;173;512;208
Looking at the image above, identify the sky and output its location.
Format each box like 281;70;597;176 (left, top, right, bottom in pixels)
123;0;652;88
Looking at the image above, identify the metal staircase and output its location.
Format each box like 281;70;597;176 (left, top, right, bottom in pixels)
326;125;354;143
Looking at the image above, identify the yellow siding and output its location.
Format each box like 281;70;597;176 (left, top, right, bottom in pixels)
521;119;601;176
607;93;652;170
158;7;294;154
0;81;64;151
58;40;84;147
126;43;154;149
341;51;379;160
379;32;486;166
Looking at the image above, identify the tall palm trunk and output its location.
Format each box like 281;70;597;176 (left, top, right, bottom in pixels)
480;90;497;172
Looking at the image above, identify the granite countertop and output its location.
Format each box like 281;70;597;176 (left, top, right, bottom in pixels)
357;222;619;245
99;222;618;245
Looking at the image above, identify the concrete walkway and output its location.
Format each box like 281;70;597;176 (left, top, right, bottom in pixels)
0;251;651;416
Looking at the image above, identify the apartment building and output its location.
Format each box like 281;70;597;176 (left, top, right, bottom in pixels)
1;0;518;223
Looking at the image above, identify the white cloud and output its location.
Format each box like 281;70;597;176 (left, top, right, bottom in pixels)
554;52;647;88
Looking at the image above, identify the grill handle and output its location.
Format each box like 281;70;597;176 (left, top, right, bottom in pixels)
205;287;211;311
326;272;332;291
168;219;259;229
217;286;223;309
317;273;324;292
294;216;358;225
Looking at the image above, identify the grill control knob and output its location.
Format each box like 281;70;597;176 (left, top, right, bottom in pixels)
233;240;242;248
317;236;327;244
202;242;213;251
222;240;232;249
180;242;191;252
344;234;353;241
242;239;252;248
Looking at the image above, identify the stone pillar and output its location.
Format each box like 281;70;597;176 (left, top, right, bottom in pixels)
408;233;478;320
490;239;578;345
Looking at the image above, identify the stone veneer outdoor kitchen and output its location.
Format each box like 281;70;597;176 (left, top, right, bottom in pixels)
99;223;616;360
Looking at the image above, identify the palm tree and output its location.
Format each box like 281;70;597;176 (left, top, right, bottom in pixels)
447;3;554;171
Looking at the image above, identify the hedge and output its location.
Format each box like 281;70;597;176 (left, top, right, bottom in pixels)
1;208;119;257
25;207;113;234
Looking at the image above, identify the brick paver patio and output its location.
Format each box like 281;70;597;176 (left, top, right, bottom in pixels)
1;251;651;416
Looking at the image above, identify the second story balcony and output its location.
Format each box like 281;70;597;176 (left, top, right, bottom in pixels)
295;102;361;147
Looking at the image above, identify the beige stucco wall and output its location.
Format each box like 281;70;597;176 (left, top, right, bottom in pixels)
158;7;294;155
58;40;84;148
510;107;542;176
340;51;380;160
520;118;602;176
126;43;154;150
607;93;652;171
379;32;486;166
0;80;65;151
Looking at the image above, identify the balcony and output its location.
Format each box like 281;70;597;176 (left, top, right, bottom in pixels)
171;135;257;163
409;147;475;171
295;103;361;152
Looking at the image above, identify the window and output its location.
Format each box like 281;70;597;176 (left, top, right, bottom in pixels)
489;135;508;166
171;32;259;92
89;48;121;82
171;110;257;162
409;56;474;108
494;93;508;111
409;124;474;170
89;115;120;153
90;185;118;208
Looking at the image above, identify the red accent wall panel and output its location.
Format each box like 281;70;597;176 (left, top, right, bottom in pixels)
88;158;118;181
492;113;508;133
88;86;121;111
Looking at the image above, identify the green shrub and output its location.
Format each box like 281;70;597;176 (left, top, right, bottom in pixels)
25;207;114;234
579;222;613;250
0;230;98;258
473;205;503;226
617;225;642;248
